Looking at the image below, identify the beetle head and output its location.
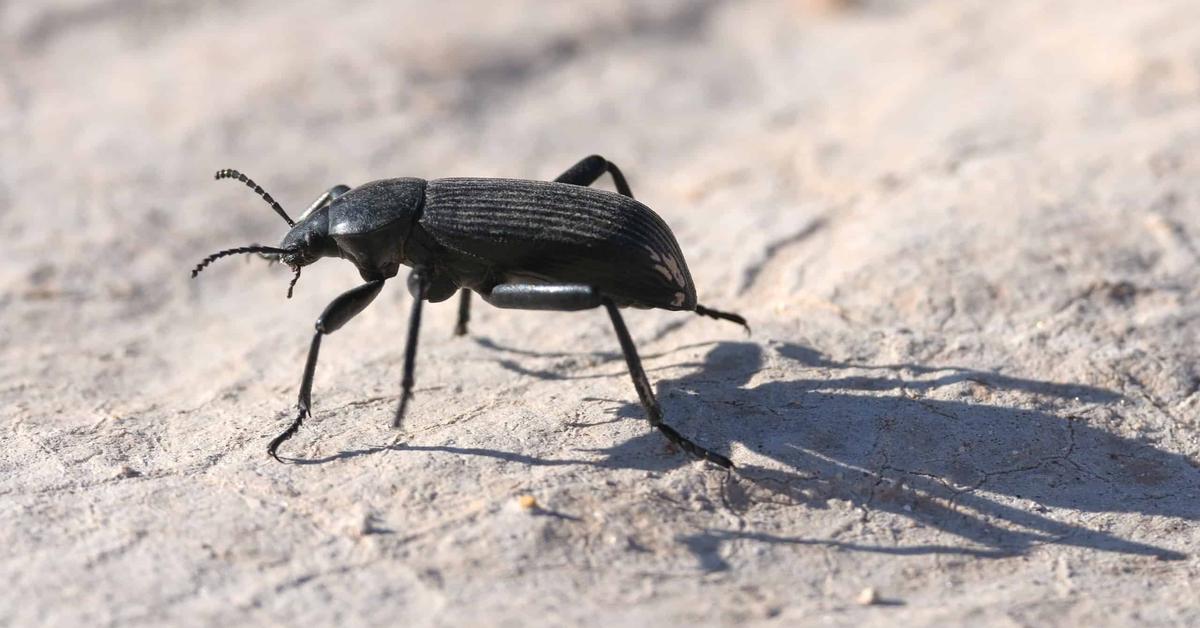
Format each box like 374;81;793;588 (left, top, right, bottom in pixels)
277;204;339;268
191;170;346;298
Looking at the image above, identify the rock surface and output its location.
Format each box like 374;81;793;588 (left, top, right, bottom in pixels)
2;1;1198;625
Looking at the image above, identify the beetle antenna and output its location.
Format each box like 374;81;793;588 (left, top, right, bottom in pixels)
192;245;290;278
215;169;295;227
245;242;280;266
286;266;301;298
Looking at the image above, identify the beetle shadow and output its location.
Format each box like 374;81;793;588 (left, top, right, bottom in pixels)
589;342;1198;564
286;442;594;467
291;335;1197;563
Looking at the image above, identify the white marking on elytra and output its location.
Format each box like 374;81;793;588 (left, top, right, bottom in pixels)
644;245;686;288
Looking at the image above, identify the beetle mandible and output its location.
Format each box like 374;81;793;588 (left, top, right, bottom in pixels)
192;155;747;468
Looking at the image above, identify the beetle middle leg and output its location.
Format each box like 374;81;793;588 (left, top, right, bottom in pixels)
453;289;471;337
394;269;430;429
268;278;385;461
299;184;352;220
481;283;733;468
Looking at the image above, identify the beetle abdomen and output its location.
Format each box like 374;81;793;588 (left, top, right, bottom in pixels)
421;178;697;310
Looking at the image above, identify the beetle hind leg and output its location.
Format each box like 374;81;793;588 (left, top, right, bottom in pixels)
482;283;732;468
481;283;602;311
554;154;633;197
602;299;733;468
553;158;749;337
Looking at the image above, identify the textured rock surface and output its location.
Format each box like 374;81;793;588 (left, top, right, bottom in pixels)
2;1;1199;625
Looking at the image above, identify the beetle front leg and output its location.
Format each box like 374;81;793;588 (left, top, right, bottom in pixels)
481;283;732;468
268;279;385;461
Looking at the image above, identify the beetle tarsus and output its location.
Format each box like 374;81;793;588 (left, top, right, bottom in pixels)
694;304;750;334
657;423;734;469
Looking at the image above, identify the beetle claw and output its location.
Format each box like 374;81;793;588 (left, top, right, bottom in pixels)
268;407;307;462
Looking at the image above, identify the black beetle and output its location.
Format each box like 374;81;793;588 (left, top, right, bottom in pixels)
193;155;747;468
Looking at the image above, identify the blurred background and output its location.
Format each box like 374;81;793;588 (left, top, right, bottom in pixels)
3;1;1199;625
